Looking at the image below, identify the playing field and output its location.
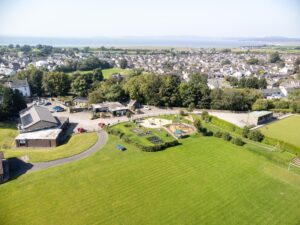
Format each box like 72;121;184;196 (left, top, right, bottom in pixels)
260;115;300;147
102;68;133;79
1;135;299;225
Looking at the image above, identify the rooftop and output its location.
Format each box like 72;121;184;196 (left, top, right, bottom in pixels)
15;128;62;140
249;111;273;118
6;79;29;88
20;105;57;129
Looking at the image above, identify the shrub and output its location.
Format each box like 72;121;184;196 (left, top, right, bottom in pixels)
201;110;211;122
214;130;223;138
232;137;245;146
193;119;202;132
222;132;232;141
248;130;264;142
188;103;195;112
242;126;250;138
179;109;187;116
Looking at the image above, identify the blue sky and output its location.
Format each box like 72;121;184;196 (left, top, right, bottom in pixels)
0;0;299;38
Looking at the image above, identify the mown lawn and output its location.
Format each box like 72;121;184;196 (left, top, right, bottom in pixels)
0;122;98;162
0;135;300;225
0;122;18;149
260;115;300;148
102;68;133;79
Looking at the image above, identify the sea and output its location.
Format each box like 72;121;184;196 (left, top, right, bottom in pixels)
0;36;299;48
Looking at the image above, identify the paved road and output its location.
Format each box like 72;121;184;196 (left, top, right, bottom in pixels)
29;130;108;172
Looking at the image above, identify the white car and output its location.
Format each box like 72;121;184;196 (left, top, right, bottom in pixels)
144;106;151;110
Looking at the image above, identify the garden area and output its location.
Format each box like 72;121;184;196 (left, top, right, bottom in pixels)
108;120;178;152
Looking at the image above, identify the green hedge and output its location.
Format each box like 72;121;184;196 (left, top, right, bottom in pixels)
210;116;243;134
271;109;292;113
108;128;179;152
263;136;300;156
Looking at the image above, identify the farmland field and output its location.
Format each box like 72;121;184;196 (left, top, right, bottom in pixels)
1;135;300;225
260;115;300;148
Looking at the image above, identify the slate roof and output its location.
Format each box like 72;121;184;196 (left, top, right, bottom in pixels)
20;105;58;130
6;79;29;89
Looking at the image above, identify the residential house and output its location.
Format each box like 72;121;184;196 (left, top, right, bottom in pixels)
5;79;31;97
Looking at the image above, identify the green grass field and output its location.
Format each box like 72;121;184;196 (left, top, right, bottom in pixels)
1;134;300;225
102;68;133;79
260;115;300;148
0;122;98;162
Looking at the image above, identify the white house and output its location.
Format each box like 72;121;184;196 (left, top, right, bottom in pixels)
5;79;31;97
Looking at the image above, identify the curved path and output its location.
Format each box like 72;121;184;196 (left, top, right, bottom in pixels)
29;130;108;172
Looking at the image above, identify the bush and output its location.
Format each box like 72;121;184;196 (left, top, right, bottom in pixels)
242;126;250;138
222;132;232;141
179;109;187;116
201;110;211;122
232;137;245;146
214;130;223;138
248;130;264;142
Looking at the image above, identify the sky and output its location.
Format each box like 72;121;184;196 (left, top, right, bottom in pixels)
0;0;299;38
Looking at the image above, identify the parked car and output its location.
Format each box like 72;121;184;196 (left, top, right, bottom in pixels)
52;106;65;112
77;127;86;133
44;101;52;106
98;123;106;128
144;105;151;110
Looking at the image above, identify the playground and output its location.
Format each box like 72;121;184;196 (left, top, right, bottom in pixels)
139;118;172;129
165;122;196;138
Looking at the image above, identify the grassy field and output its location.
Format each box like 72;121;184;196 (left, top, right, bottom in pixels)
0;122;18;149
1;134;300;225
0;122;98;162
102;68;133;79
260;115;300;148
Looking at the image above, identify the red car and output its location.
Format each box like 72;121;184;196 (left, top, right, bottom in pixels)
77;127;86;133
98;123;106;128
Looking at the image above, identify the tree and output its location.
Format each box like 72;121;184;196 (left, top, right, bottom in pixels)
258;78;267;89
179;73;210;109
246;58;259;65
252;99;272;111
71;75;90;97
16;66;44;96
158;75;181;107
0;87;26;120
120;59;128;69
269;52;281;63
193;119;202;133
42;72;70;96
248;130;264;142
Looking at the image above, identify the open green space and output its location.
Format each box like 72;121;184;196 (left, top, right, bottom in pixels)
102;68;133;79
1;134;300;225
0;122;98;162
260;115;300;148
